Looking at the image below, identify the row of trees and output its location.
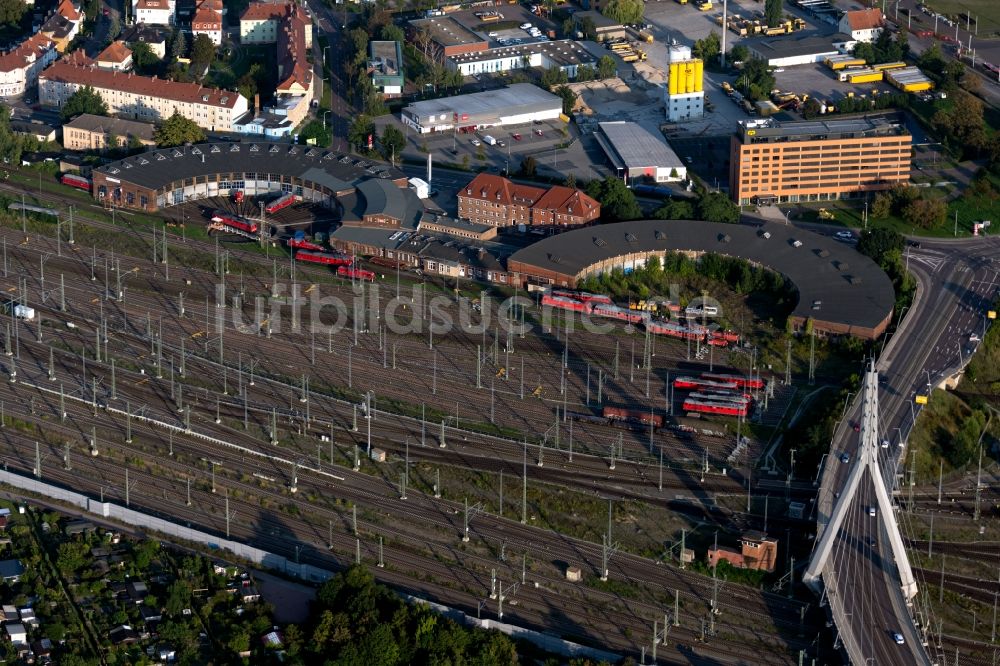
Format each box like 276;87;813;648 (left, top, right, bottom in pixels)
853;28;909;65
870;184;947;229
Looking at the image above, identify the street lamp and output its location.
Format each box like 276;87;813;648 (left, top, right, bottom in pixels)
322;110;332;128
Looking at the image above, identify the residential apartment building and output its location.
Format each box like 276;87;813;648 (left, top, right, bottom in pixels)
40;0;84;53
235;2;314;132
132;0;174;26
192;0;223;45
457;173;600;228
39;53;248;132
728;117;911;206
839;8;884;43
95;41;132;71
63;113;156;150
120;25;168;59
0;34;57;98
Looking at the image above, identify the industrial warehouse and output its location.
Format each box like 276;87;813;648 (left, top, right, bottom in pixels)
400;83;562;134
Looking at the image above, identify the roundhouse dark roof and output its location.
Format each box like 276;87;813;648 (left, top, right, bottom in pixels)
94;142;405;194
508;220;894;332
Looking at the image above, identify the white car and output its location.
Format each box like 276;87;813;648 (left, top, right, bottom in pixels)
470;138;481;146
893;632;905;645
868;506;876;516
834;230;853;240
520;22;532;29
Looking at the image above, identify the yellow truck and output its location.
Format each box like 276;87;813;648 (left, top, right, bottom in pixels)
639;31;654;42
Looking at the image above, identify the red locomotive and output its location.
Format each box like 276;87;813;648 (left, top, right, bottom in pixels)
287;231;325;252
337;265;376;282
233;190;244;204
701;372;765;390
542;294;592;314
682;398;748;417
295;250;353;267
265;192;296;214
61;173;91;192
602;407;664;428
673;376;740;391
210;211;259;235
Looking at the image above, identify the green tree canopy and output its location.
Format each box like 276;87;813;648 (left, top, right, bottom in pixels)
169;29;187;60
154;110;206;147
61;86;109;121
596;54;617;80
189;33;216;74
693;31;721;65
586;176;642;221
697;191;739;223
348;114;375;151
602;0;643;25
299;119;331;147
764;0;783;27
130;41;158;74
0;0;26;26
379;24;405;43
653;198;695;220
554;85;577;114
380;125;405;161
856;226;904;266
735;58;775;101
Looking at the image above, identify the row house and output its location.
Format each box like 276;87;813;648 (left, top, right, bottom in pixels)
457;173;600;229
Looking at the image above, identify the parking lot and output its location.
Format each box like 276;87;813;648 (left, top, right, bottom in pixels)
443;4;557;46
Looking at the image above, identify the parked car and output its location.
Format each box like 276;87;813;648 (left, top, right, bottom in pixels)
512;133;522;140
534;129;543;136
470;138;481;146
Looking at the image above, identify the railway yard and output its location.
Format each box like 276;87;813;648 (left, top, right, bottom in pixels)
5;177;1000;664
0;179;839;663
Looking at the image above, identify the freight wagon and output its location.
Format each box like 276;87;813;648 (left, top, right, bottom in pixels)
602;406;664;428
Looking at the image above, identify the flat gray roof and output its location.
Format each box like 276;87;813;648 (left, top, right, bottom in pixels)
735;116;907;142
95;142;405;193
410;16;487;48
509;220;894;333
448;39;596;67
596;122;683;170
748;35;840;59
419;212;494;234
403;83;561;121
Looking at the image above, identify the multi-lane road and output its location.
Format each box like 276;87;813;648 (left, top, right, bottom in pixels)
814;233;1000;665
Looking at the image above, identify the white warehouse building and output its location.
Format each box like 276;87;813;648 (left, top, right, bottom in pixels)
446;40;595;78
401;83;562;134
595;121;687;183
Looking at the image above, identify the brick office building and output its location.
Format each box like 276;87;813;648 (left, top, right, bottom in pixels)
457;173;600;229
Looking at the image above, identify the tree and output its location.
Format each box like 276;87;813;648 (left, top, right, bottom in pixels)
856;227;903;265
108;15;121;40
735;58;775;101
764;0;782;27
729;44;749;64
870;192;892;220
564;172;576;189
170;29;187;61
380;125;405;161
698;191;739;223
596;55;617;80
348;114;375;151
154;110;205;147
520;155;537;177
379;24;405;44
540;66;569;90
130;41;158;75
298;119;331;147
586;176;642;221
692;31;721;65
653;199;695;219
0;0;26;26
801;97;822;119
602;0;643;25
554;85;577;115
901;197;946;229
60;86;109;121
189;33;216;73
237;72;258;103
164;580;192;616
575;64;595;82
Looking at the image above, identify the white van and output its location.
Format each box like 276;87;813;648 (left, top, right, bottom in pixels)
482;135;497;146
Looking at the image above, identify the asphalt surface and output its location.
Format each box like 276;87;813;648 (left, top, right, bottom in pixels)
813;230;1000;665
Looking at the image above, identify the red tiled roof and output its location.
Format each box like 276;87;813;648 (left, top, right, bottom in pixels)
96;40;132;64
533;185;599;217
41;56;244;109
462;173;546;207
134;0;169;9
0;34;55;74
57;0;80;21
193;7;222;29
240;1;291;22
276;4;312;93
197;0;223;11
845;8;884;31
